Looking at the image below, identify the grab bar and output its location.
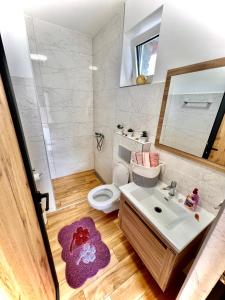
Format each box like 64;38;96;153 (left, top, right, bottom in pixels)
184;101;213;105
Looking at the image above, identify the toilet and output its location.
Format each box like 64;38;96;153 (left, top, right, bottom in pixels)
88;162;129;213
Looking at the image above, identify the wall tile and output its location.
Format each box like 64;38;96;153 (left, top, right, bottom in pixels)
93;9;124;55
38;87;73;107
33;18;92;55
72;90;93;108
48;122;93;140
19;109;43;138
13;84;38;109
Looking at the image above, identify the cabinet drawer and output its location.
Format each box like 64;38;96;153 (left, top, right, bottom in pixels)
121;202;167;280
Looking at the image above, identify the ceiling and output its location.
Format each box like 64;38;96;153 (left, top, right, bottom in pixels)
22;0;124;37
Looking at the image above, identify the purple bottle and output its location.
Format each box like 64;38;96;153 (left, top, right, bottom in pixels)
192;188;199;211
184;188;199;211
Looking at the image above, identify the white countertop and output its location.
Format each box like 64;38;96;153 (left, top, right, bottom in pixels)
119;182;215;253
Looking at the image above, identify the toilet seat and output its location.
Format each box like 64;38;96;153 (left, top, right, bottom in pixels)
88;184;120;212
88;162;129;213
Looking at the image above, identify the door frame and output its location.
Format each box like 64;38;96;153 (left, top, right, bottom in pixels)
203;92;225;159
0;35;59;299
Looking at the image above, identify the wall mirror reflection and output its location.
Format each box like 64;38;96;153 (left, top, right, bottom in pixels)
156;58;225;170
120;6;163;87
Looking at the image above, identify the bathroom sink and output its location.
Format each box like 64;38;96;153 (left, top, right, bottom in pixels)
120;182;215;252
130;187;189;229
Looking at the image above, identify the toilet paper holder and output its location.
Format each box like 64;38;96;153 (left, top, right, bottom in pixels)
32;169;43;181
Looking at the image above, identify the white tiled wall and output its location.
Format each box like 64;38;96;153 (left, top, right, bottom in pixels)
93;5;225;215
25;16;94;178
92;8;124;183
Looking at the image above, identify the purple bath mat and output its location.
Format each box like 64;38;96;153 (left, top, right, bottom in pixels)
58;217;110;288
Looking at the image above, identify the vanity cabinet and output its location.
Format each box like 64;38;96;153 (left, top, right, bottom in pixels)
119;194;207;291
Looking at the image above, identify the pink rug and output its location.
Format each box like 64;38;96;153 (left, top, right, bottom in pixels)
58;217;110;288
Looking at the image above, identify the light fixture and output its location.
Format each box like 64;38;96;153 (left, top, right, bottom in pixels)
89;65;98;71
30;53;48;61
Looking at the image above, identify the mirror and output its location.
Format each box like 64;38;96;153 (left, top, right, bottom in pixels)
156;57;225;171
120;6;163;87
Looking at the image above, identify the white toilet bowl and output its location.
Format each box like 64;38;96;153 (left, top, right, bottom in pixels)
88;163;129;213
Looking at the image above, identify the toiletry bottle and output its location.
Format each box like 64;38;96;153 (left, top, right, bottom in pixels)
184;188;199;211
192;188;199;211
184;193;194;209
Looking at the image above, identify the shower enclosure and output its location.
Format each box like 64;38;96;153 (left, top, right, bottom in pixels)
1;3;94;212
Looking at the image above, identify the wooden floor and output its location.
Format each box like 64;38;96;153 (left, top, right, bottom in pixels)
47;170;184;300
52;170;102;209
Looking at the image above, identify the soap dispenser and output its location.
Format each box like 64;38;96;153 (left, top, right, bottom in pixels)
184;188;200;211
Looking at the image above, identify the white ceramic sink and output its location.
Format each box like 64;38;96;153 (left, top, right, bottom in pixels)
120;182;215;252
130;187;189;229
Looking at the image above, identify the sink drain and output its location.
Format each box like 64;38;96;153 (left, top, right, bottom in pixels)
154;207;162;213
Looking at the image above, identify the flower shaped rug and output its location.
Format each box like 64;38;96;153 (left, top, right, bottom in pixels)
58;217;110;288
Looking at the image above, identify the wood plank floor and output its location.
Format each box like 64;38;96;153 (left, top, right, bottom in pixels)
47;171;184;300
52;170;102;209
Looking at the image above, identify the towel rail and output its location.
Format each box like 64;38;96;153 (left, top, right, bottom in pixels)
184;101;213;105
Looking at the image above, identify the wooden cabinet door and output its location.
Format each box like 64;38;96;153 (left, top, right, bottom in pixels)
0;75;56;299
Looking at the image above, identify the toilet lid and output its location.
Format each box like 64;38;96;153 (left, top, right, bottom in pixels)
113;163;129;187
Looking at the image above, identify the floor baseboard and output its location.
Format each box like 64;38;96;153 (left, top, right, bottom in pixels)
94;170;105;184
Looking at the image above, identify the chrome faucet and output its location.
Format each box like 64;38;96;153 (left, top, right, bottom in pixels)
163;181;177;197
169;181;177;197
214;200;224;210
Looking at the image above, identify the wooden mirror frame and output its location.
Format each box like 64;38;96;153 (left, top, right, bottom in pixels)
155;57;225;173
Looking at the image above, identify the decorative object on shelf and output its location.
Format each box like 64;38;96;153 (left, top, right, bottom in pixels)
58;217;110;288
140;131;148;142
95;132;104;151
115;132;151;152
127;128;134;137
133;130;142;140
116;124;124;134
136;74;147;85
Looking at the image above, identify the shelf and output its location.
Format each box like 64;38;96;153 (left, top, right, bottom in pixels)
115;132;151;145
